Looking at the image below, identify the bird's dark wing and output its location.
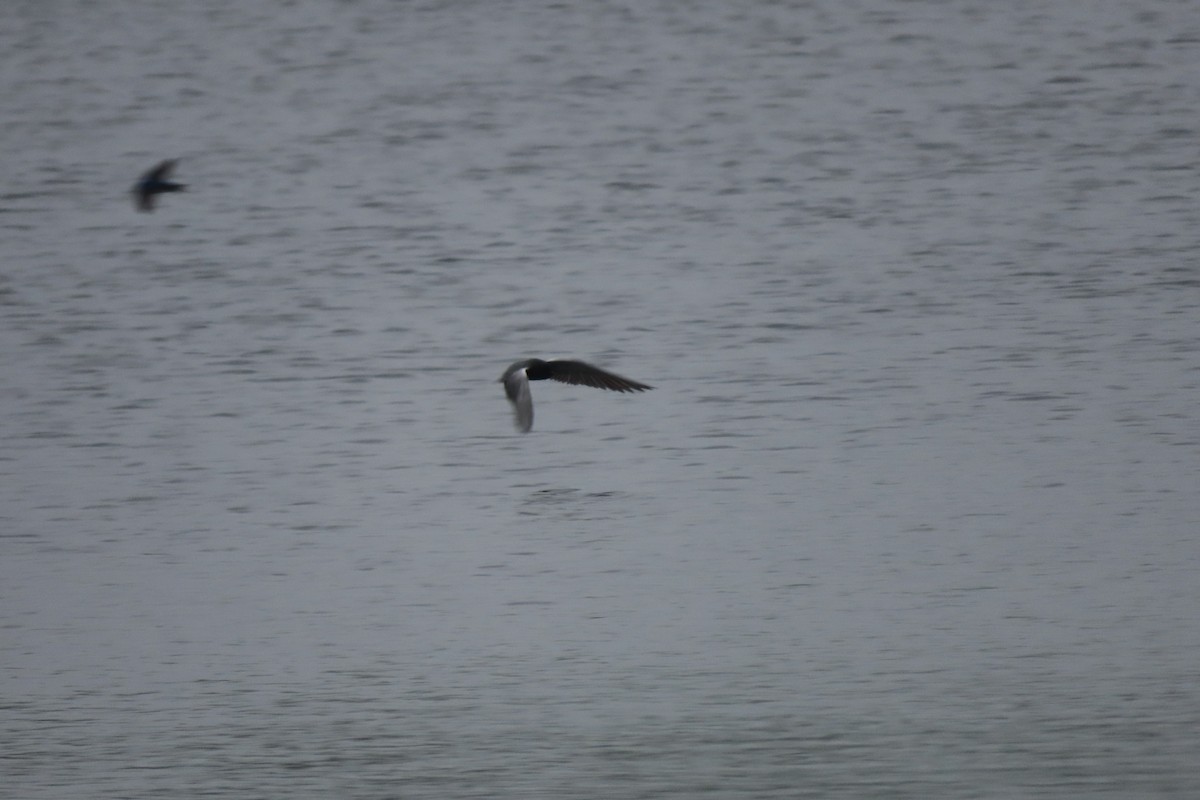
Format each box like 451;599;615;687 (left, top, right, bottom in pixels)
541;360;653;393
144;159;177;183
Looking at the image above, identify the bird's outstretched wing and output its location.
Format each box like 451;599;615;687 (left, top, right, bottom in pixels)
537;360;653;393
143;159;177;183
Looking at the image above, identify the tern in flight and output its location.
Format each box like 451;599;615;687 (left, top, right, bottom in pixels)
500;358;653;433
133;159;186;211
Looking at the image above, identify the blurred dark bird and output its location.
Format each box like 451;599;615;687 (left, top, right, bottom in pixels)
133;159;185;211
500;358;653;433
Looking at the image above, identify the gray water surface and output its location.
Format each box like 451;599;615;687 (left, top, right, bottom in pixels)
3;1;1199;798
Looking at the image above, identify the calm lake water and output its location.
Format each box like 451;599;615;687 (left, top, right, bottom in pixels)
3;1;1199;797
